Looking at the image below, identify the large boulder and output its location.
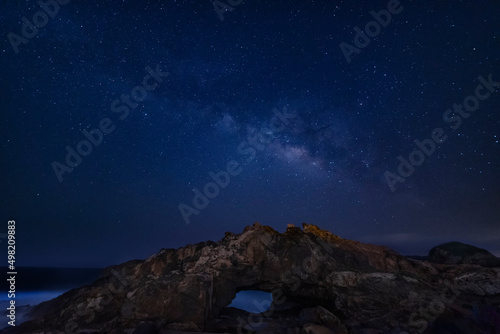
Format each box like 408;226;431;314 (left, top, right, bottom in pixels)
428;241;500;267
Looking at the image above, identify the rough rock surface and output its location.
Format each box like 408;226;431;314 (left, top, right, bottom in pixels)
428;241;500;267
2;223;500;333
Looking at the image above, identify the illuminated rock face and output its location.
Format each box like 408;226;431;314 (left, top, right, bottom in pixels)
7;223;500;334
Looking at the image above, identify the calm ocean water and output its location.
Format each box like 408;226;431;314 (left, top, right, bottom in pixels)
1;267;102;328
1;291;66;327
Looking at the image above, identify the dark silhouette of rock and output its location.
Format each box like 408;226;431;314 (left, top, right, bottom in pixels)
2;223;499;333
429;241;500;267
132;321;159;334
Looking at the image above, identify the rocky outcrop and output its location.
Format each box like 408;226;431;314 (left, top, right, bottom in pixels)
429;241;500;267
3;223;500;333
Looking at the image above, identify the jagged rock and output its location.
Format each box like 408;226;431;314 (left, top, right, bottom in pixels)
165;322;200;332
299;306;347;333
2;223;499;334
302;324;335;334
428;241;500;267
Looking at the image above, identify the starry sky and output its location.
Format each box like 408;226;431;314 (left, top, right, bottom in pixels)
1;0;499;268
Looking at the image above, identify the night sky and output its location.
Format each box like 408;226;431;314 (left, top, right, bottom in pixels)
1;1;499;268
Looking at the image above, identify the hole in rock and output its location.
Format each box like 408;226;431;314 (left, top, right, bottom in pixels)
228;290;273;313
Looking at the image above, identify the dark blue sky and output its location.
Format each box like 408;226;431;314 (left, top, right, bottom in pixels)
1;0;499;267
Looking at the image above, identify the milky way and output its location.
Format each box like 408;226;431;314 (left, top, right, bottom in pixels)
1;1;499;267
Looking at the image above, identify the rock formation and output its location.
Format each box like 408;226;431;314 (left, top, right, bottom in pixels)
428;241;500;267
2;223;500;333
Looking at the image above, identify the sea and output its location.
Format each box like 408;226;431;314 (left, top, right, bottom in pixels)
1;267;102;328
